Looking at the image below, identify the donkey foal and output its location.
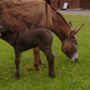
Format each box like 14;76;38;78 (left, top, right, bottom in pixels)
0;27;55;78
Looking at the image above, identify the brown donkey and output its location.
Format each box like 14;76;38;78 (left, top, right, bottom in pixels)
0;1;84;71
0;24;54;78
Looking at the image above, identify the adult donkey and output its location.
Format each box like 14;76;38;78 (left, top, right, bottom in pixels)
0;0;84;70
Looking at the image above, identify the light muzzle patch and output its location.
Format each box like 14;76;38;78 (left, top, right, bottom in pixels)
71;52;79;61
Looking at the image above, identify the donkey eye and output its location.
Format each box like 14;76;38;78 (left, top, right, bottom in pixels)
73;41;77;45
72;40;77;45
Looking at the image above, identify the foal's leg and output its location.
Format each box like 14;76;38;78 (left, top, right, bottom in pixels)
15;50;21;78
40;46;55;78
33;47;42;70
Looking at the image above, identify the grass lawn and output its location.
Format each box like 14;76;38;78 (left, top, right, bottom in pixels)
0;15;90;90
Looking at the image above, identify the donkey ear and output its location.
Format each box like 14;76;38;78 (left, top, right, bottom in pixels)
70;23;85;36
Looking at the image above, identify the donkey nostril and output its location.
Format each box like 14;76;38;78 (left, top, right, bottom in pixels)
71;52;79;63
71;58;78;63
74;58;78;63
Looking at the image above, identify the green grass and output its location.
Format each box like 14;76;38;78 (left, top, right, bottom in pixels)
0;15;90;90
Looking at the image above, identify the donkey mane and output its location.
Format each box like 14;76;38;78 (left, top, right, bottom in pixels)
44;0;70;28
56;11;70;29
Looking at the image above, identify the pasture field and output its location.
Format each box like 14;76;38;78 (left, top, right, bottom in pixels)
0;15;90;90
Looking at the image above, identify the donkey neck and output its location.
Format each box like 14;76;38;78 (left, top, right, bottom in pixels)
51;11;71;41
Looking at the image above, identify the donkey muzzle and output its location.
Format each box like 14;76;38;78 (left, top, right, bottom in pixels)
71;52;79;63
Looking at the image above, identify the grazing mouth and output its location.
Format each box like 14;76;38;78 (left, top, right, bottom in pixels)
71;52;79;63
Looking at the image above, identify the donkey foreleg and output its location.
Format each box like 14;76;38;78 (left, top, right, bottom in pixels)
41;46;55;78
15;50;21;78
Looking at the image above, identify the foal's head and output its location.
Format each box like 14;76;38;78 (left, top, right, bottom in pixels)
61;23;84;63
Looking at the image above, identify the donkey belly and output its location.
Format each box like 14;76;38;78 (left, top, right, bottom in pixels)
19;38;38;51
20;43;37;51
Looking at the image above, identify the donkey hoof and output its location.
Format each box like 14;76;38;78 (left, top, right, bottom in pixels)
34;65;39;71
15;73;20;79
49;73;55;78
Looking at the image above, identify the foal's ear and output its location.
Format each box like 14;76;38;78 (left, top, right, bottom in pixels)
70;23;85;36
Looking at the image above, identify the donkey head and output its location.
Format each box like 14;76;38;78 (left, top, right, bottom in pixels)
61;23;84;62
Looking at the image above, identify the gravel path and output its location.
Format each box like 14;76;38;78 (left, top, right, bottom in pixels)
57;9;90;16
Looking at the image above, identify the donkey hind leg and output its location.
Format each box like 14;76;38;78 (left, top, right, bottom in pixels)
40;46;55;78
15;50;21;78
33;47;42;70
